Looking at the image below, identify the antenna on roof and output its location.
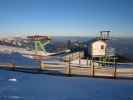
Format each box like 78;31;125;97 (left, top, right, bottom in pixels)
99;31;111;40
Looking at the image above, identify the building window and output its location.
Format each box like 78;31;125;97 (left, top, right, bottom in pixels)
101;45;104;49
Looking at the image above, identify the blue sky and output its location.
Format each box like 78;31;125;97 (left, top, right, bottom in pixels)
0;0;133;37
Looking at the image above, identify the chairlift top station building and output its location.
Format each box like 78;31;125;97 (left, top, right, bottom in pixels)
85;31;115;59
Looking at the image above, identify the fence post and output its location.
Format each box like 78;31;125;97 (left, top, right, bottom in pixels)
93;60;95;77
12;63;16;70
91;58;95;77
114;57;117;79
68;54;71;76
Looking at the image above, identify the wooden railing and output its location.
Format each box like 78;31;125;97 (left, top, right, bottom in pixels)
0;62;133;79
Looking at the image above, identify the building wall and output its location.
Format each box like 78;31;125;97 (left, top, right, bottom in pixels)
91;40;107;57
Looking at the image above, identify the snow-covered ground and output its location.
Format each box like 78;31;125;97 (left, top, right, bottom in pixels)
0;53;133;100
0;70;133;100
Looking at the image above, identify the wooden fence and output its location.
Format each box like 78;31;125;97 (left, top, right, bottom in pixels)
0;61;133;79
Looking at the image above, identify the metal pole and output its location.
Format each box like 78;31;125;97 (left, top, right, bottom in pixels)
99;57;101;67
87;57;89;66
72;53;73;61
100;31;102;39
79;52;81;65
39;59;42;71
90;58;92;66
